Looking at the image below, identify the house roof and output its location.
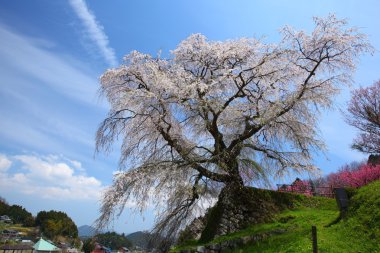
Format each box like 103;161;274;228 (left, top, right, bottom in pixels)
2;229;19;233
33;238;61;251
0;244;34;250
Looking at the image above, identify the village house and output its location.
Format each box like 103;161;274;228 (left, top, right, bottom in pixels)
33;238;61;253
118;247;130;253
0;216;12;224
57;242;78;253
90;244;111;253
0;243;34;253
111;247;130;253
1;229;20;240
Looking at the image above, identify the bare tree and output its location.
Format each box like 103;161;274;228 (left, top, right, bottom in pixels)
96;14;372;240
345;80;380;154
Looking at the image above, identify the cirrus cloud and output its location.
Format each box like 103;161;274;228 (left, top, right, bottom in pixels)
68;0;118;67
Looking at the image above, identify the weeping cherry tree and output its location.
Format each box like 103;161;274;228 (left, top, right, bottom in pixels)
96;15;373;240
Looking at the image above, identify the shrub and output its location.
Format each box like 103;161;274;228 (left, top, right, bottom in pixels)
283;164;380;197
327;164;380;188
278;178;314;196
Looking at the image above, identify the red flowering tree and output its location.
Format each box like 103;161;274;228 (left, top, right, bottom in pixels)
327;164;380;188
280;163;380;197
278;178;313;196
292;179;314;196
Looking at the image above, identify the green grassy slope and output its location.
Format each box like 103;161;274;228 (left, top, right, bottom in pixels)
173;181;380;252
232;181;380;253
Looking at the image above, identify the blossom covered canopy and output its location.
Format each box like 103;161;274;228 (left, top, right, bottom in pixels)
96;15;373;236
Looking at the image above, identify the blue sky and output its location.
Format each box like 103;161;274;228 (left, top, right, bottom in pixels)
0;0;379;234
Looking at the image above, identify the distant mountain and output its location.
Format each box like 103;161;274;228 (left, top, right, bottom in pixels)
78;225;97;238
126;231;151;249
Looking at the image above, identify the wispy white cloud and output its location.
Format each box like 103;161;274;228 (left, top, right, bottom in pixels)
0;24;102;106
0;24;107;159
68;0;118;67
0;153;103;200
0;154;12;172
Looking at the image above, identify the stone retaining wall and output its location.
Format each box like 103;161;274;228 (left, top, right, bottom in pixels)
178;230;285;253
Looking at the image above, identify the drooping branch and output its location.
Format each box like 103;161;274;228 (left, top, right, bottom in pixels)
96;14;373;240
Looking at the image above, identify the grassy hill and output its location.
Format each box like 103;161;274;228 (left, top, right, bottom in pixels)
172;181;380;252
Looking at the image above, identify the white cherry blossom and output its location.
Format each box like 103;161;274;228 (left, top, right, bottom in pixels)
96;14;373;239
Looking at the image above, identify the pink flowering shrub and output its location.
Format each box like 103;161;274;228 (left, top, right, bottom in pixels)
292;179;314;196
279;163;380;197
278;178;314;196
327;164;380;188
